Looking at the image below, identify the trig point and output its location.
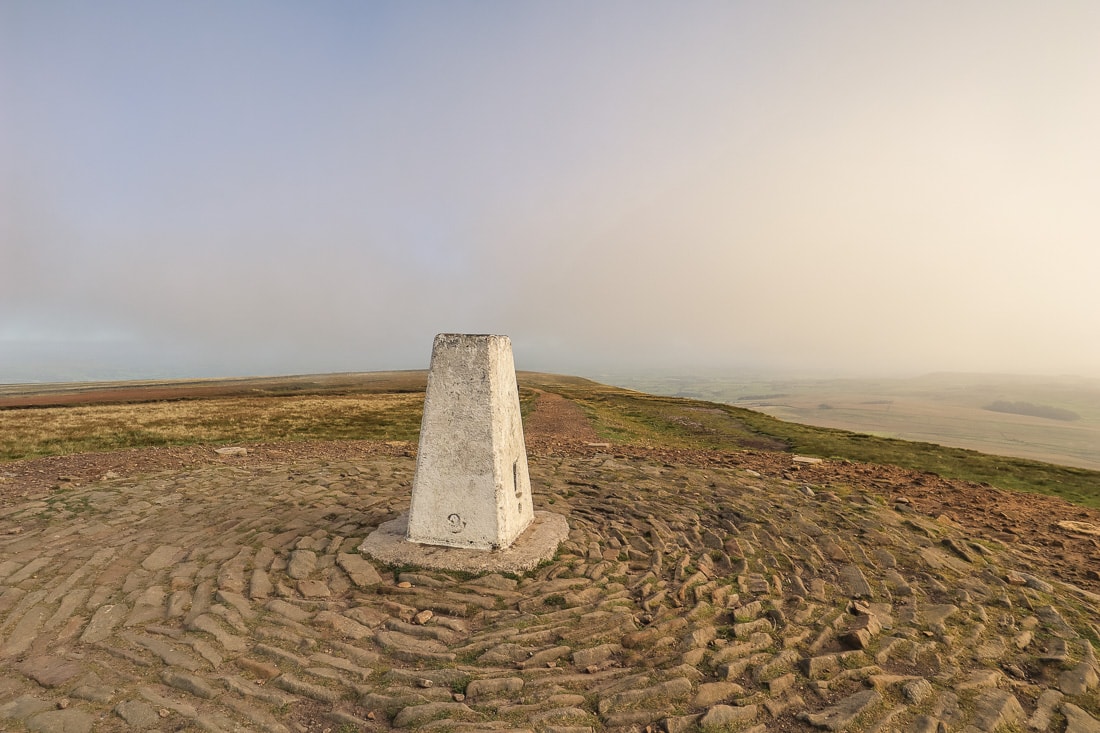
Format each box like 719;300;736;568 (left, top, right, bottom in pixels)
360;334;568;572
409;333;533;549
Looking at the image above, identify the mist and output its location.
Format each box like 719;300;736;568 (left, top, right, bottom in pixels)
4;2;1099;383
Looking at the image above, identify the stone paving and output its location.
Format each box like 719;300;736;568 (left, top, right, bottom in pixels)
1;448;1098;732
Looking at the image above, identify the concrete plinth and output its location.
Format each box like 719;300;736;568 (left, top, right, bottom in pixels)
360;333;566;572
359;511;569;573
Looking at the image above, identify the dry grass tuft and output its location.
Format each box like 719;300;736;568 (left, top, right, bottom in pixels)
1;393;423;460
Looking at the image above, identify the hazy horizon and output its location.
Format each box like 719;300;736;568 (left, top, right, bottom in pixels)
4;3;1099;383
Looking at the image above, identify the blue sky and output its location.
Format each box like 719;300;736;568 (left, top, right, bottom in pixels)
3;2;1099;382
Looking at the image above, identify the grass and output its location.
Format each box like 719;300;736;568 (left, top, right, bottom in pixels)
528;375;1100;509
610;371;1100;471
0;393;424;460
3;370;1100;508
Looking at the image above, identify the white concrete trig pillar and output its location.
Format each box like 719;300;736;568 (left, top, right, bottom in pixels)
405;333;534;551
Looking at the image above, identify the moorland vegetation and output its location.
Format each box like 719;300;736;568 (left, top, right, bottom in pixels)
3;372;1099;509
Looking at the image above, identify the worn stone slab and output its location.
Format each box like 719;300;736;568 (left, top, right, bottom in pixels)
0;605;50;658
392;701;476;728
1028;689;1064;731
0;695;54;722
1058;660;1099;696
799;689;881;731
699;704;758;728
838;564;872;598
969;689;1024;732
360;511;568;574
693;682;746;707
17;656;84;687
141;545;183;571
1063;703;1100;733
466;677;524;698
286;549;316;579
336;552;383;587
25;708;95;733
114;700;161;728
80;603;125;643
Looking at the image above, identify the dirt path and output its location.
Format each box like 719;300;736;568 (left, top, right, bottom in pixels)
522;389;604;449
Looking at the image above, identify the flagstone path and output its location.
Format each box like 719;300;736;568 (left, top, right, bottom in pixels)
2;444;1098;732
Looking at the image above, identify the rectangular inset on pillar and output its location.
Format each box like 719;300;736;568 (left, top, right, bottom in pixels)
406;334;534;550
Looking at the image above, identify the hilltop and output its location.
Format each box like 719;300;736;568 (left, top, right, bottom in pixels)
1;373;1098;731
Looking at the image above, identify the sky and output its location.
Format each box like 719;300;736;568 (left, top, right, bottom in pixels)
3;1;1099;383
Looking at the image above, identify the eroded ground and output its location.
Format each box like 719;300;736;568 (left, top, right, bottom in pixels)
0;394;1098;732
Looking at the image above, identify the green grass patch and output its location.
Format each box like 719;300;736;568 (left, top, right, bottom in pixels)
523;374;1100;509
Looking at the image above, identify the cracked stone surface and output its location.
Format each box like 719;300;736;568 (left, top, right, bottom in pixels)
1;447;1099;732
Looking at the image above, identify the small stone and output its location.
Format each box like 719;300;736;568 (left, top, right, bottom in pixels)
159;708;170;718
397;581;412;588
452;693;464;702
902;679;933;704
413;610;433;625
56;699;70;709
214;446;248;456
418;678;433;689
286;550;317;580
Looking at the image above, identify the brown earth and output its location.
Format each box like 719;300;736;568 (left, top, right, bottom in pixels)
3;389;1099;598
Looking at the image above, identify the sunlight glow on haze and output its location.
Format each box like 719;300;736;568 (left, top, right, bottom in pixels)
2;2;1099;382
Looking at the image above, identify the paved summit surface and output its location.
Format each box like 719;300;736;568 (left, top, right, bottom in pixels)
1;441;1099;733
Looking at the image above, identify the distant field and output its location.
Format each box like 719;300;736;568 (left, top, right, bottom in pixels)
0;371;429;408
3;370;1099;508
603;371;1100;471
